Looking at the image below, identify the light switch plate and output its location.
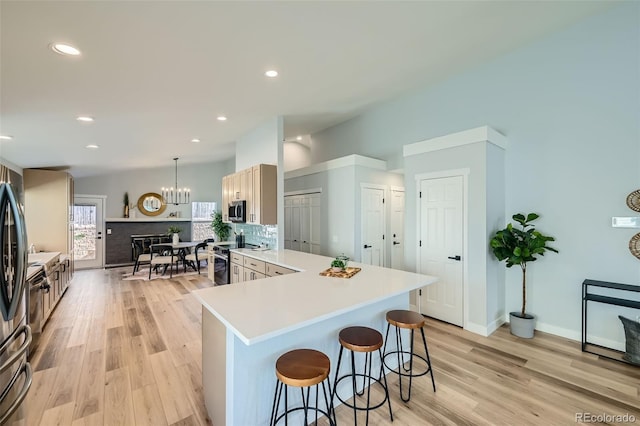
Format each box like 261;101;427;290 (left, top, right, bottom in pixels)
107;229;112;234
611;217;640;228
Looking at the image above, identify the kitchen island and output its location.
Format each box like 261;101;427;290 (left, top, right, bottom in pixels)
193;250;438;425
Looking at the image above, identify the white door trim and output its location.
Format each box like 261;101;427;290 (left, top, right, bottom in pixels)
360;183;387;267
284;188;322;197
415;169;469;331
75;194;107;269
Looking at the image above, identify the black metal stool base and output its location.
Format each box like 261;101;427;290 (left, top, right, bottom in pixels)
270;380;336;426
383;322;436;402
331;346;393;425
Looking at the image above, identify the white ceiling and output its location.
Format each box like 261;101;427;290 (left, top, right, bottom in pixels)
0;1;613;177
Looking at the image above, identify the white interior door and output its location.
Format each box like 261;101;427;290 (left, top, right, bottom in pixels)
309;194;321;254
360;186;385;266
284;197;292;249
419;176;463;326
290;197;301;251
390;188;405;270
74;195;105;270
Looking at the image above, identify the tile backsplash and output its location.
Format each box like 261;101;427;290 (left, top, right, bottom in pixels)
233;223;278;249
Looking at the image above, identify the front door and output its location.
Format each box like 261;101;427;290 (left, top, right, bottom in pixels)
360;186;385;266
74;196;105;270
418;176;464;326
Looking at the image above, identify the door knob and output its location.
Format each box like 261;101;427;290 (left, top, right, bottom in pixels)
447;255;461;261
95;236;102;240
363;244;372;249
393;241;400;246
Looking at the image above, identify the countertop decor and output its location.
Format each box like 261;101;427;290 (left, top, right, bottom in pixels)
319;266;361;278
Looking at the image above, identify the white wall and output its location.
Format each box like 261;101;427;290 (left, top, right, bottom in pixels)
74;159;235;218
283;142;312;172
234;117;285;249
309;4;640;344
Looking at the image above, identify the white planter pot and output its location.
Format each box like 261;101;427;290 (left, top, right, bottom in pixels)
509;312;535;338
172;233;180;245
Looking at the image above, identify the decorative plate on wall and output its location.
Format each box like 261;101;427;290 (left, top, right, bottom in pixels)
626;189;640;212
629;232;640;260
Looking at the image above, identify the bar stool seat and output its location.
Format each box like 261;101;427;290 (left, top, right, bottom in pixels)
383;309;436;403
332;326;393;425
270;349;335;425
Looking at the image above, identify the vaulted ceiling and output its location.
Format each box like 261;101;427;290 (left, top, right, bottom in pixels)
0;1;613;177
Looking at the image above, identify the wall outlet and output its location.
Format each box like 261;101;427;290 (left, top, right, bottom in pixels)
332;235;338;243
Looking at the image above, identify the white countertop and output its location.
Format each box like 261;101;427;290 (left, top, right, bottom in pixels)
194;250;437;345
27;251;61;280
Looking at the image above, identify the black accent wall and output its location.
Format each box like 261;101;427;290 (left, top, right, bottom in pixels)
105;221;192;266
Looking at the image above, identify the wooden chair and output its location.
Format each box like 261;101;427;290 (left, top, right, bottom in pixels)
184;241;209;274
149;244;178;279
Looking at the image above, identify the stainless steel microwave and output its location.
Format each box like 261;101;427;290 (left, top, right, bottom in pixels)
229;200;246;223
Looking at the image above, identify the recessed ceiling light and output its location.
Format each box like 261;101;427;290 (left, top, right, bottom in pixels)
76;116;94;122
217;116;227;121
85;144;99;149
265;70;278;78
296;136;302;141
0;135;13;140
50;43;81;56
191;138;201;143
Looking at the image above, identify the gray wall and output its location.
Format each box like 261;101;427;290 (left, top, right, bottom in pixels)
309;4;640;345
74;158;235;219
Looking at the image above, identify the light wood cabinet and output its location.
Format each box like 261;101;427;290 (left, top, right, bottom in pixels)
24;169;75;266
230;252;296;283
221;164;277;225
222;175;230;222
265;263;296;277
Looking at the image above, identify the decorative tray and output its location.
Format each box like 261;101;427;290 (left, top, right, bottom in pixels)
319;267;362;278
627;189;640;212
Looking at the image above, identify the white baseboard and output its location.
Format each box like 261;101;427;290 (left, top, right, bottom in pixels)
464;322;490;337
502;314;625;351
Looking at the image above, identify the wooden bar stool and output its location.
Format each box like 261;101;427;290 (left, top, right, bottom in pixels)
270;349;335;426
382;310;436;402
331;326;393;425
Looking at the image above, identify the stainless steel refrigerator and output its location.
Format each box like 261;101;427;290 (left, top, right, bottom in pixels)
0;165;32;424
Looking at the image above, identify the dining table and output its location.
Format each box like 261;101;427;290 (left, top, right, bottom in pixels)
150;241;201;273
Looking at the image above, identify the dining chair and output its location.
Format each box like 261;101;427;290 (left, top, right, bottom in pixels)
132;239;151;274
149;244;178;279
184;241;209;274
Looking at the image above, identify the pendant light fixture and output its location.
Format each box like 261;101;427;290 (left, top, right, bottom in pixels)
161;158;190;205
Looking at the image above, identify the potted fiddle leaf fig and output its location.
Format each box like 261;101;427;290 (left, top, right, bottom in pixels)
490;213;558;338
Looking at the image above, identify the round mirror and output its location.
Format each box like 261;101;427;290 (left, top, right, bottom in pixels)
137;192;167;216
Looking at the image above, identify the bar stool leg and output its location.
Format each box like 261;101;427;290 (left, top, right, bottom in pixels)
270;381;283;426
330;345;344;418
378;347;394;422
365;352;373;425
421;327;436;392
350;350;358;424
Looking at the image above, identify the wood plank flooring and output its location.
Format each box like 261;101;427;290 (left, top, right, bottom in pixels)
9;268;640;425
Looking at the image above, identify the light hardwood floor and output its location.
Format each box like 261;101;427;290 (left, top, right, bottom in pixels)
11;268;640;425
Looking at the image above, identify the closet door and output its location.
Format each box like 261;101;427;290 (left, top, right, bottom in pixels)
299;196;311;253
309;194;321;254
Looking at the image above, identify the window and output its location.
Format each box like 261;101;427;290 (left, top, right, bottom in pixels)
191;202;217;241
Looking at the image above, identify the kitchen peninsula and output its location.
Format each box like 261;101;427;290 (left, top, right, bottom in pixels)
194;250;438;425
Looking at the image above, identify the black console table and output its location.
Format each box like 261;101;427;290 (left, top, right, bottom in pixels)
582;279;640;363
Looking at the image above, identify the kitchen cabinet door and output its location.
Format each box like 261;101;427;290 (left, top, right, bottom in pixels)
243;269;266;281
244;168;254;223
231;263;243;283
222;175;230;222
251;165;261;224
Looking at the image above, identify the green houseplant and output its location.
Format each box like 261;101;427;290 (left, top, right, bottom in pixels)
330;258;346;272
490;213;558;338
167;225;182;244
211;211;231;241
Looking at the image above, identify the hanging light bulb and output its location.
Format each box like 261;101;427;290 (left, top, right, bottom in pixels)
161;158;190;205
